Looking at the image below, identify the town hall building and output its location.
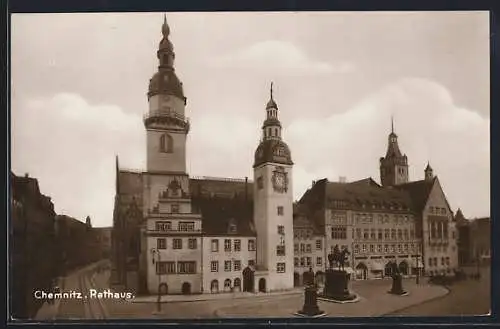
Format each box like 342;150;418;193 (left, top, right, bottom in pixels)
111;14;460;296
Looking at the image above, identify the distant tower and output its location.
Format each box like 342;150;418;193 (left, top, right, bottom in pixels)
253;82;294;291
144;14;189;173
85;216;92;228
380;117;409;186
424;162;434;181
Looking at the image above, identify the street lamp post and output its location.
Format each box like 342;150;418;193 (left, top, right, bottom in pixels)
415;244;422;285
150;248;162;314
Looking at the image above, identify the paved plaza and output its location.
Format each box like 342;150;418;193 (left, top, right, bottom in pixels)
35;262;491;320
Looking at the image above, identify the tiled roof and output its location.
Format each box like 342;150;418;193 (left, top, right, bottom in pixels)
325;179;414;211
189;177;253;199
189;177;254;236
117;170;144;205
394;177;436;213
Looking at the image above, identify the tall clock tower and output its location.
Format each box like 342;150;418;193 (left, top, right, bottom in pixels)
253;83;294;292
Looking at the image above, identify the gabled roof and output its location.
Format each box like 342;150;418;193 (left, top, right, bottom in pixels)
394;177;436;213
325;178;413;211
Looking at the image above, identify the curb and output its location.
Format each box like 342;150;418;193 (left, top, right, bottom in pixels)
381;284;451;316
128;290;303;304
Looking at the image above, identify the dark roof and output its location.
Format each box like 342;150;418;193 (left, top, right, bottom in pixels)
253;139;293;168
189;177;253;199
190;177;255;236
117;170;144;205
148;70;185;100
394;177;436;213
325;179;413;211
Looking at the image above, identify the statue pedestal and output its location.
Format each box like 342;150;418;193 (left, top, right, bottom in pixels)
388;274;408;296
319;269;358;302
294;285;326;317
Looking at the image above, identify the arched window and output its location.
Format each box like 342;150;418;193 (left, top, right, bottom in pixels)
160;134;173;153
274;128;278;137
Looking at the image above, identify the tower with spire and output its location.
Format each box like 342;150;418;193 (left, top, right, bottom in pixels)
252;83;294;291
142;15;202;295
379;117;409;186
145;14;189;173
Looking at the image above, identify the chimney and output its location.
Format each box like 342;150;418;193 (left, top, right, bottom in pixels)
312;180;315;187
339;176;347;183
245;177;248;202
24;173;29;178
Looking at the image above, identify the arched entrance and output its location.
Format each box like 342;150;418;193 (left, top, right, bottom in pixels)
210;280;219;294
294;272;300;287
159;283;168;295
356;263;368;280
181;282;191;295
224;279;232;292
258;278;266;292
385;262;393;277
399;261;409;276
234;278;241;292
242;267;254;292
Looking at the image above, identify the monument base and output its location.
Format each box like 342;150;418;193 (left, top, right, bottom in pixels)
319;269;359;303
388;274;408;296
294;310;327;318
295;285;325;317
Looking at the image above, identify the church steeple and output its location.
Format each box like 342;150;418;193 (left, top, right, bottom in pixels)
254;82;293;168
425;162;434;181
147;13;185;103
380;117;409;186
262;82;282;141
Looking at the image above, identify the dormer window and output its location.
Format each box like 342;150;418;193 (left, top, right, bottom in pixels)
228;219;237;233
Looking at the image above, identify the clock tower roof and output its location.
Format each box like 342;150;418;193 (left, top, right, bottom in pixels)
253;139;293;168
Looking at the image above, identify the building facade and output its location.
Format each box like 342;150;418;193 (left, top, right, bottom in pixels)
112;16;294;295
455;210;490;266
10;173;58;319
295;125;459;280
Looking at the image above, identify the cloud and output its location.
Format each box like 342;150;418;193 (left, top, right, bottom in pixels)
287;77;490;217
209;40;354;76
11;93;145;227
11;79;489;228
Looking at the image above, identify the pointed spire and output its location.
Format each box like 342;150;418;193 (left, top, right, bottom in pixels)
425;161;432;171
391;115;394;134
266;81;278;109
161;13;170;38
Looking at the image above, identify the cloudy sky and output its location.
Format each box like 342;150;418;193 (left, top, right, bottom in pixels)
11;11;490;227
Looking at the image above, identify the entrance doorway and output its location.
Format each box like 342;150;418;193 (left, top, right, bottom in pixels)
243;267;254;292
159;283;168;295
181;282;191;295
294;272;300;287
210;280;219;293
258;278;266;292
356;263;368;280
399;261;409;276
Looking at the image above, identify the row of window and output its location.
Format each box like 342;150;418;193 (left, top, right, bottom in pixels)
430;221;450;239
354;228;416;241
211;260;245;272
331;227;348;239
155;221;195;232
429;206;447;215
428;256;451;267
157;238;197;250
294;241;322;253
294;257;322;267
353;243;420;254
211;239;256;252
354;213;413;225
156;261;196;274
294;229;314;240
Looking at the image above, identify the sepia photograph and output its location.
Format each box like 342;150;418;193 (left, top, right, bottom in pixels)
10;11;491;320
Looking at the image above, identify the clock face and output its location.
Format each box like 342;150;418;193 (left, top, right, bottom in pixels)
272;170;288;193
